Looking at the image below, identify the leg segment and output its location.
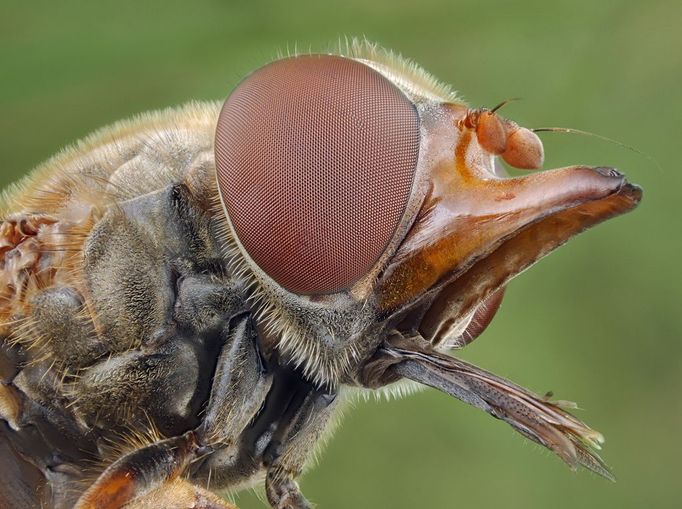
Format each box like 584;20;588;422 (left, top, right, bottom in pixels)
73;314;271;509
74;431;198;509
264;387;338;509
73;433;235;508
200;313;273;444
374;340;613;480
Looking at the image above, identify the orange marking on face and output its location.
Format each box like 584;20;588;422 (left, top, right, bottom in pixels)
454;129;475;182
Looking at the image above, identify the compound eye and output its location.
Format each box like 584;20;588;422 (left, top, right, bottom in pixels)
215;55;420;295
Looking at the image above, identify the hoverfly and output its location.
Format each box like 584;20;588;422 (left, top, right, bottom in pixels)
0;41;641;508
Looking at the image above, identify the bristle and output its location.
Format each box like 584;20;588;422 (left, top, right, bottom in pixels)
95;415;166;469
339;37;460;103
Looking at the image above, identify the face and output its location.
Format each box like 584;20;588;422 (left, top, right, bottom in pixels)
213;49;641;386
0;43;642;509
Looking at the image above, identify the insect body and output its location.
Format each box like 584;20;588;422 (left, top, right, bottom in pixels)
0;42;642;508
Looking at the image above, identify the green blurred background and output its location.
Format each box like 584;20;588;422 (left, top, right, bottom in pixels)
1;1;680;508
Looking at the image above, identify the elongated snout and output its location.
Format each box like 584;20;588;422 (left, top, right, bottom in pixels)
377;104;642;323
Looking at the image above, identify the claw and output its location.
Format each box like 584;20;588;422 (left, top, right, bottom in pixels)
266;472;313;509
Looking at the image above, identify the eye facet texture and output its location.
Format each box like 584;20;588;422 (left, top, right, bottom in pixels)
215;55;420;295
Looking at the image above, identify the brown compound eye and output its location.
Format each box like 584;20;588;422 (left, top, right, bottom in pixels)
215;55;420;295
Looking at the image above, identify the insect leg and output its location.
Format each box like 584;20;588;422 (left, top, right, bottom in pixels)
189;313;278;489
264;387;338;509
72;432;237;508
198;313;273;445
73;313;268;509
73;431;198;509
377;342;614;480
